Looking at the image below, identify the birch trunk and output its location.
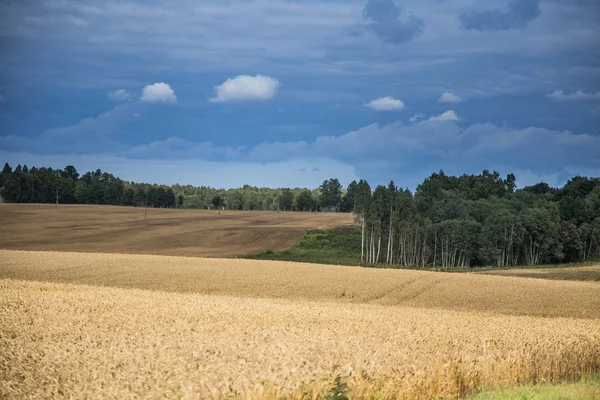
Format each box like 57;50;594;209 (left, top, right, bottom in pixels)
360;217;365;264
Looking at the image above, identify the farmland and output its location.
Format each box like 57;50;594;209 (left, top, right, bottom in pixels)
1;205;600;399
2;250;600;399
2;250;600;318
0;204;353;257
478;264;600;282
2;277;600;399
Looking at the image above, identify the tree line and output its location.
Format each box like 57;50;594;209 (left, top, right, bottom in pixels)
353;171;600;267
1;162;599;266
0;163;349;212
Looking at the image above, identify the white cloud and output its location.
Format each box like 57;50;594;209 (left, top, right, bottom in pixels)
133;113;140;117
210;75;280;103
364;96;405;111
547;90;600;101
409;113;425;123
108;89;133;102
438;92;463;104
141;82;177;103
427;110;460;122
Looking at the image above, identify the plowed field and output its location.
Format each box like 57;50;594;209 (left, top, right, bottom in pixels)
0;204;353;257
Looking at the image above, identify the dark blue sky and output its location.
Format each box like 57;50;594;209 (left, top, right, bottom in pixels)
1;0;599;189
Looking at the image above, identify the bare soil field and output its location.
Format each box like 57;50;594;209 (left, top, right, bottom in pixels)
0;204;353;257
477;265;600;282
2;278;599;399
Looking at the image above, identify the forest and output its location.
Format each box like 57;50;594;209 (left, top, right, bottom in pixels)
1;162;600;267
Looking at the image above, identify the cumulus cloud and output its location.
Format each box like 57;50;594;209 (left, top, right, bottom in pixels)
460;0;540;31
427;110;460;122
210;75;280;102
364;96;405;111
108;89;133;102
409;113;425;123
141;82;177;103
547;90;600;101
361;0;424;43
438;92;463;104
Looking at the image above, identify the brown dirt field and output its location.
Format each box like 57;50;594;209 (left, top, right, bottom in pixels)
2;278;599;399
0;203;354;257
476;265;600;282
2;250;600;319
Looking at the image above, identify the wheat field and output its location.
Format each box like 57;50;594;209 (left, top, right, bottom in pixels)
1;250;600;399
2;250;600;318
1;279;599;399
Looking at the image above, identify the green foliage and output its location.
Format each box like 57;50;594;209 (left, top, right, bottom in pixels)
225;190;244;210
357;170;600;268
319;178;343;211
522;181;553;195
339;180;358;212
295;189;314;212
2;164;176;208
243;227;362;266
354;180;372;218
279;188;294;211
323;376;349;400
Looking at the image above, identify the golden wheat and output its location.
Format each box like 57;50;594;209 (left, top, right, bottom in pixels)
1;250;600;318
1;279;599;399
2;250;600;399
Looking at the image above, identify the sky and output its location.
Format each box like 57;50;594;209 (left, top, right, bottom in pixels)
0;0;599;189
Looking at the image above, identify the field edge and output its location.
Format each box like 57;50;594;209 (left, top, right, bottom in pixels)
466;373;600;400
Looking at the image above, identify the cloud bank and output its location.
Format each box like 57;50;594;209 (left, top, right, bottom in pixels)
361;0;424;43
460;0;540;31
547;90;600;101
5;102;598;189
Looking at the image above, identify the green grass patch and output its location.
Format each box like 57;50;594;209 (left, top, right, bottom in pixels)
466;373;600;400
241;226;362;266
